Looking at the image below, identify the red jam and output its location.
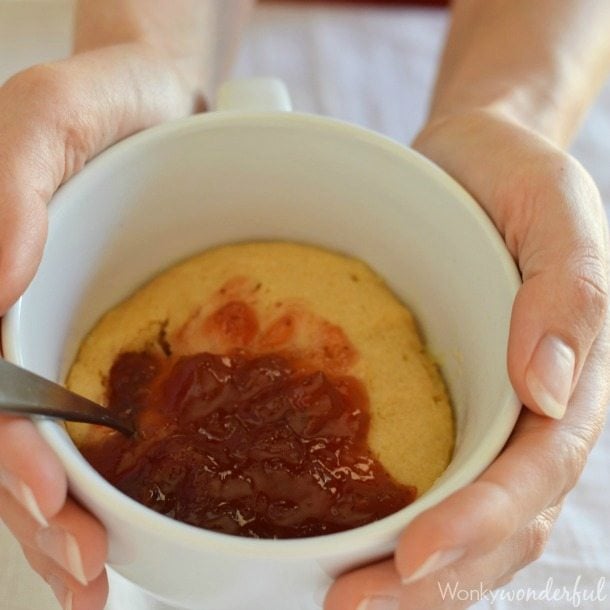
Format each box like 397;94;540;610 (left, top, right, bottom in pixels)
80;296;416;538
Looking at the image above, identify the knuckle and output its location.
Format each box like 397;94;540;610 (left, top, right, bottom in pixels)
551;153;602;210
61;122;94;179
476;480;521;541
403;563;463;609
526;522;550;563
2;63;93;180
555;428;594;495
3;63;71;110
522;512;555;565
569;254;608;326
495;572;516;590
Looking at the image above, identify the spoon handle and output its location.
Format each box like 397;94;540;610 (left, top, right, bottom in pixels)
0;358;134;436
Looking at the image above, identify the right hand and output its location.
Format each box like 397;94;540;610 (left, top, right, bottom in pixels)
0;43;202;610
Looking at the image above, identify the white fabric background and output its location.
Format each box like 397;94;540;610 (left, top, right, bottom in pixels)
1;1;609;609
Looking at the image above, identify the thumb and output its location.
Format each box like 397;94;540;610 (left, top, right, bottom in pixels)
0;44;201;314
505;155;609;419
414;111;609;420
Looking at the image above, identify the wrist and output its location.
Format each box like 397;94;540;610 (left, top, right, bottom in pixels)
73;1;254;114
71;40;207;115
427;0;610;149
121;41;209;114
5;43;206;184
72;1;219;113
412;104;566;209
426;78;575;149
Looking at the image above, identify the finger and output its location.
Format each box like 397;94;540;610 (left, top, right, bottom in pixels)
391;420;566;587
0;486;107;585
414;114;609;419
0;48;198;314
0;106;50;313
325;506;561;610
0;416;68;524
391;317;610;586
324;559;402;610
325;554;501;609
22;544;108;610
506;155;609;419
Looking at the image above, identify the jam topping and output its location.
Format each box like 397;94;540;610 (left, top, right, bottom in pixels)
80;294;416;538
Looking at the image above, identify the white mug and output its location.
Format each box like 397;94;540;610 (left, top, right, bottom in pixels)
2;79;521;609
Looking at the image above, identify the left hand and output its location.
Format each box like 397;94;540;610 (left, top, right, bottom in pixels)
0;44;200;610
324;109;610;609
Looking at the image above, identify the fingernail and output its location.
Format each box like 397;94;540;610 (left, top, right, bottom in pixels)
401;547;466;585
357;596;400;610
36;526;88;586
46;575;73;610
0;468;48;527
525;335;575;420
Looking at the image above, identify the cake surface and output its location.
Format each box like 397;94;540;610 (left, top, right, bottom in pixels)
67;241;454;497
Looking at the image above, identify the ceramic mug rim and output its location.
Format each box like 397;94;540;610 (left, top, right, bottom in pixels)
1;109;522;560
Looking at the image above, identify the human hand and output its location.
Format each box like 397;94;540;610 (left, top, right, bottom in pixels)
0;43;200;609
324;109;610;609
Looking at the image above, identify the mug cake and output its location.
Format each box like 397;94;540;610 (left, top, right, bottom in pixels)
66;242;454;538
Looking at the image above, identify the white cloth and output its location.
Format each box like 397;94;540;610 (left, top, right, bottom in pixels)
1;1;609;609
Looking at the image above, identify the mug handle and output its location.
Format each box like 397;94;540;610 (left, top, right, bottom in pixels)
216;78;293;112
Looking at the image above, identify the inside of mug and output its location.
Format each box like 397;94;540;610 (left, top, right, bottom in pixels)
10;115;519;511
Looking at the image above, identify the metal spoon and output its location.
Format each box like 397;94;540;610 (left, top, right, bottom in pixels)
0;358;134;436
